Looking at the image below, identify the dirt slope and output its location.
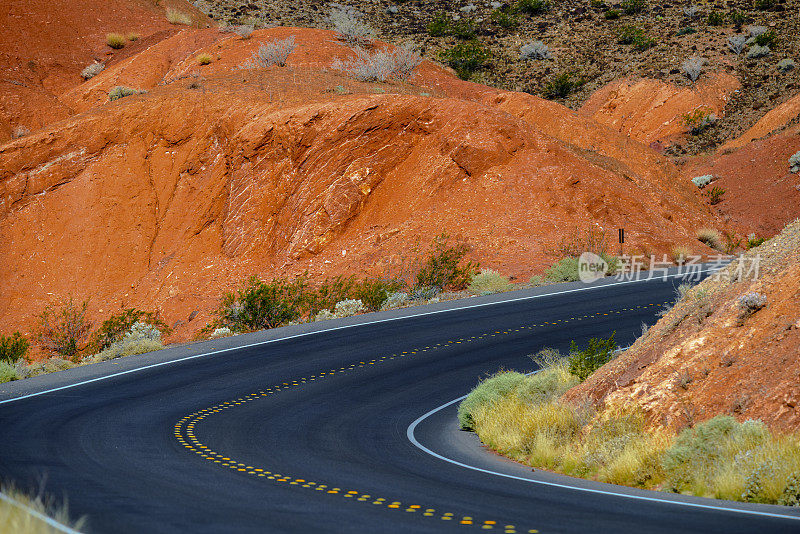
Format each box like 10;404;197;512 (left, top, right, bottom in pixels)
564;219;800;432
0;26;728;344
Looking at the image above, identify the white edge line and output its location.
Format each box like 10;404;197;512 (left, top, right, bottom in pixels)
0;490;82;534
406;378;800;522
0;268;715;406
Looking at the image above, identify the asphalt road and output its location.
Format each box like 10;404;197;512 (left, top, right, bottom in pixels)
2;272;800;533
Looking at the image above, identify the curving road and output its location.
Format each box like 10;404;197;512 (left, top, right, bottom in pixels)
2;271;800;533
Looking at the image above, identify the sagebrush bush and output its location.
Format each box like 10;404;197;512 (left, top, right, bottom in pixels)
0;332;29;364
35;297;92;361
438;41;489;80
328;3;374;46
241;37;296;69
458;370;527;430
91;308;169;353
332;46;422;82
568;331;617;381
427;12;449;36
621;0;647;14
381;291;408;310
670;246;691;264
315;299;366;321
11;126;30;139
354;279;402;311
210;327;232;338
235;25;254;39
778;59;796;73
691;174;713;188
81;62;105;80
166;8;192;25
617;25;655;51
108;86;140;101
737;292;767;315
681;57;705;82
415;234;478;291
790;151;800;173
469;269;512;295
0;360;21;384
106;33;126;49
519;40;551;60
747;45;770;59
84;321;163;363
697;228;723;250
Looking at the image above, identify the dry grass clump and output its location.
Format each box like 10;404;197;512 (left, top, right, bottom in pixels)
126;32;140;42
166;8;192;25
697;228;723;251
468;269;513;295
81;62;104;80
0;484;84;533
196;53;212;66
106;33;126;49
670;245;691;264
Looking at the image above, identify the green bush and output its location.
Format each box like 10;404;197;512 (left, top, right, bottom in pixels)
604;9;621;19
754;29;777;47
91;308;170;352
439;41;490;80
219;275;311;331
0;332;28;364
543;72;585;99
469;269;512;295
568;331;617;381
458;370;527;430
618;25;656;50
518;348;579;404
517;0;549;15
308;275;357;315
85;322;163;363
450;18;477;40
0;361;21;383
354;279;404;311
415;234;478;290
427;12;449;36
707;11;725;25
490;8;520;30
35;297;92;361
621;0;647;14
109;86;140;101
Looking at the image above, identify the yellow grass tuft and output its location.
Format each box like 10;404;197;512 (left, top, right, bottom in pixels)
106;33;126;49
166;8;192;25
0;484;84;533
196;53;212;66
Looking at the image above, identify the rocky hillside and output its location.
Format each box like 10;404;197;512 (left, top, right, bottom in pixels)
191;0;800;156
565;218;800;431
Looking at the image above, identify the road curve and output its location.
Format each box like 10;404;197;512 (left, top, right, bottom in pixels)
2;271;800;534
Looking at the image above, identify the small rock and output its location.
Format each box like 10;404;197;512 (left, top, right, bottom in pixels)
386;5;399;14
747;45;770;59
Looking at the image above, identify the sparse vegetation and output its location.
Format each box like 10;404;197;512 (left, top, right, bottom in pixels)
84;321;164;363
568;332;617;381
697;228;723;250
620;0;647;15
108;86;141;101
789;151;800;173
520;41;551;60
91;308;170;353
737;292;767;318
543;71;585;99
332;46;422;82
234;24;254;39
747;44;771;59
704;186;726;205
682;107;717;135
727;34;747;54
34;298;91;362
469;269;513;295
517;0;549;16
0;484;84;533
126;32;140;42
414;234;478;291
691;174;713;188
106;33;126;49
196;53;212;65
241;37;297;69
328;3;374;46
681;56;705;82
11;126;30;139
604;9;621;19
81;62;105;80
166;8;192;25
438;41;489;80
670;246;691;264
617;25;655;51
0;332;29;364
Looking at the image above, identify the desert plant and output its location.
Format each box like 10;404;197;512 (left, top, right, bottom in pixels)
427;12;450;36
491;8;520;30
754;30;777;47
91;308;169;352
415;234;478;290
520;41;551;60
35;297;92;361
380;291;408;310
0;483;84;533
682;107;716;134
210;327;232;338
469;269;513;295
166;8;192;25
196;53;212;65
354;279;403;311
315;298;366;321
778;59;796;73
696;228;723;250
604;9;621;19
747;44;770;59
439;41;489;80
328;3;374;46
691;174;713;188
728;34;747;54
617;25;655;51
106;33;126;49
81;62;105;79
235;24;255;39
790;151;800;173
683;5;700;17
217;275;311;331
745;233;765;249
85;321;163;363
707;11;725;25
241;37;297;69
738;292;767;316
568;332;617;381
11;126;30;139
517;0;549;15
0;332;29;364
0;361;21;383
450;18;477;40
676;27;697;36
332;46;422;82
543;71;584;99
458;370;527;430
704;186;726;205
729;10;748;28
754;0;774;10
670;246;691;264
621;0;647;14
127;32;140;41
681;56;705;82
108;86;140;101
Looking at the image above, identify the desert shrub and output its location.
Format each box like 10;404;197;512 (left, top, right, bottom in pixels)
517;0;549;15
670;246;691;264
458;370;527;430
0;483;85;533
754;0;774;10
85;322;163;363
427;12;449;36
704;186;725;205
450;18;477;40
241;37;296;69
728;34;747;54
778;59;796;73
683;5;700;17
621;0;647;14
754;30;777;47
381;291;408;310
11;126;30;139
28;358;76;376
778;473;800;506
91;308;170;353
681;56;705;82
746;233;766;249
308;275;357;315
108;86;140;101
696;228;722;250
518;349;579;404
520;41;551;60
410;285;440;301
747;44;770;59
81;62;105;79
439;41;489;80
354;279;403;311
210;327;232;338
35;298;92;361
332;46;422;82
0;361;21;383
728;10;748;28
543;72;584;99
691;174;713;188
315;299;366;321
604;9;621;19
568;331;617;381
0;332;29;364
618;25;655;51
218;275;311;331
106;33;126;49
166;8;192;25
676;26;696;36
196;53;212;65
469;269;513;295
707;11;725;25
790;151;800;173
683;108;716;134
491;8;519;30
127;32;140;42
415;234;478;290
737;292;767;317
328;3;374;46
543;256;581;282
235;25;255;39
